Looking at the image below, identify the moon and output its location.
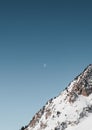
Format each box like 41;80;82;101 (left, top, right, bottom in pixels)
43;63;47;68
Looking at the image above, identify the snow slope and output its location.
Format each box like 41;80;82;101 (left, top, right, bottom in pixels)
66;114;92;130
22;64;92;130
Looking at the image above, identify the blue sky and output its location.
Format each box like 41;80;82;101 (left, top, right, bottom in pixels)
0;0;92;130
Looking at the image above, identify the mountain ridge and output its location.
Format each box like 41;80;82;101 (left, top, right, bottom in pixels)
21;64;92;130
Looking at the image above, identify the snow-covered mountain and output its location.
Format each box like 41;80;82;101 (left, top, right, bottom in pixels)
21;64;92;130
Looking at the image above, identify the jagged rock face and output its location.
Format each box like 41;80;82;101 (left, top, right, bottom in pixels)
67;64;92;101
23;64;92;130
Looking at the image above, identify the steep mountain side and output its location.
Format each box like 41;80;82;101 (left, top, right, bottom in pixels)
22;64;92;130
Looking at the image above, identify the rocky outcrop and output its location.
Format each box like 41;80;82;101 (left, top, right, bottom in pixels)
67;64;92;102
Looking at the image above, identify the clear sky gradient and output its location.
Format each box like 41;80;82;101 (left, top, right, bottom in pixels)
0;0;92;130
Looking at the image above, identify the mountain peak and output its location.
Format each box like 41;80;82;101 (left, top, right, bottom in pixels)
82;64;92;76
67;64;92;97
21;65;92;130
